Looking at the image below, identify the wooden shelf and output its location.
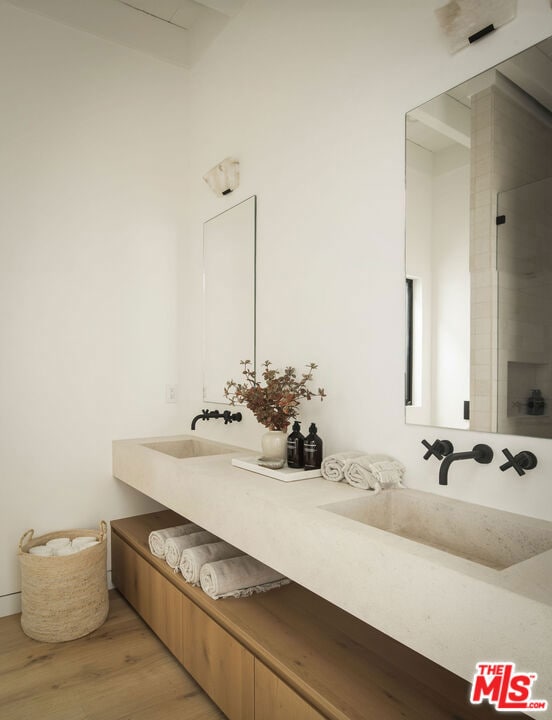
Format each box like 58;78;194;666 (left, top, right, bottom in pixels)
111;510;525;720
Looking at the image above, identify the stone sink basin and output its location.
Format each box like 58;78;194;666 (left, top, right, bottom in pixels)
141;436;241;459
321;488;552;570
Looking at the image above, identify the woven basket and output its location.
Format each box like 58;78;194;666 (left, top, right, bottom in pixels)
18;521;109;642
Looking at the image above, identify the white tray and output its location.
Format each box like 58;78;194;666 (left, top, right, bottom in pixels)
231;456;322;482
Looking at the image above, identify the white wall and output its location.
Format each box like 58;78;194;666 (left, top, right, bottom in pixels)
405;141;470;429
405;141;433;426
0;4;189;614
2;0;552;619
431;146;470;429
180;0;552;524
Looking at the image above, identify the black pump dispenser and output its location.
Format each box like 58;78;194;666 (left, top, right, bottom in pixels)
304;423;322;471
287;421;305;468
527;389;545;416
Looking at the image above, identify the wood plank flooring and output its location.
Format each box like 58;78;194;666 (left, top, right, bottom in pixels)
0;590;225;720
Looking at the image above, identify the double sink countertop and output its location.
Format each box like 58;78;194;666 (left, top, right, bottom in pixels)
112;434;552;717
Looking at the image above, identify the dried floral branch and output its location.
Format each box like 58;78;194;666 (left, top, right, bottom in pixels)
224;360;326;432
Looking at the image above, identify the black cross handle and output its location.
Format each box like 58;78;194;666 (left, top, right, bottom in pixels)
499;449;538;476
421;439;454;461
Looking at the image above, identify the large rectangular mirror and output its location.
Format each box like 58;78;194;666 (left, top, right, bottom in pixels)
405;36;552;439
203;196;256;404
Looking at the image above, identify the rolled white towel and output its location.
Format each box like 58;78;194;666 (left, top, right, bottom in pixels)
165;530;219;570
368;460;406;491
343;454;403;491
179;541;244;586
54;545;78;556
148;523;199;558
200;555;289;600
321;451;365;482
46;537;71;550
29;545;54;556
78;540;99;551
72;536;96;549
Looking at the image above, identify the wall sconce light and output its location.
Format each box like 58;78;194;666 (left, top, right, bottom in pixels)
435;0;517;53
203;157;240;197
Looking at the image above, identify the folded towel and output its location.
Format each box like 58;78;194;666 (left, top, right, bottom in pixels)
321;451;365;482
200;555;289;600
343;454;405;491
179;541;244;585
148;523;199;558
165;530;219;570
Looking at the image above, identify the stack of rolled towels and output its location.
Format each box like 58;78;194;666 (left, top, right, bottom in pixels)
148;521;289;600
28;536;100;556
321;451;405;491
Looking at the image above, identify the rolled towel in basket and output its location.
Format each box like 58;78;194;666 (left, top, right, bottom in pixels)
165;530;219;570
321;451;365;482
179;541;244;585
200;555;290;600
72;536;97;549
343;454;405;491
29;545;54;557
46;537;71;550
148;523;199;558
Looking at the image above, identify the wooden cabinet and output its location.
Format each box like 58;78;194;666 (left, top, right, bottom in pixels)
112;532;184;658
181;596;254;720
112;511;514;720
255;660;325;720
111;531;253;720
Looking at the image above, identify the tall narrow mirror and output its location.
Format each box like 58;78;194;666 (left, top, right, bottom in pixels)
203;196;256;404
405;35;552;438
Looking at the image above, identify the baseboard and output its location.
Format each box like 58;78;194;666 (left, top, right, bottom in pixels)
0;593;21;618
0;571;113;619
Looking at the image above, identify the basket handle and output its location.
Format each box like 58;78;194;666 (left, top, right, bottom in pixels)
98;520;108;542
19;529;34;551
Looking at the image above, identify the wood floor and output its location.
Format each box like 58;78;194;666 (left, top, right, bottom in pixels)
0;589;225;720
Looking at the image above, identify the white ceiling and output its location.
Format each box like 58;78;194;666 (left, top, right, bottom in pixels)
5;0;248;66
407;35;552;155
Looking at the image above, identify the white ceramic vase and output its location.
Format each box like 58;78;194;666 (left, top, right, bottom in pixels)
261;430;287;460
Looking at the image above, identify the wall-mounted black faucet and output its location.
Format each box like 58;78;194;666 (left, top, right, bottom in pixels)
439;444;493;485
499;448;538;476
422;438;454;461
191;409;242;431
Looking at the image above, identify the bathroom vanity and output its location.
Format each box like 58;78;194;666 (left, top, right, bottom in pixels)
112;435;552;718
112;509;512;720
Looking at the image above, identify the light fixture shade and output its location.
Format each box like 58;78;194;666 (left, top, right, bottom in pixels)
435;0;517;53
203;157;240;197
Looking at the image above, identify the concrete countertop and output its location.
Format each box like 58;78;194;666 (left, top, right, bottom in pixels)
113;434;552;718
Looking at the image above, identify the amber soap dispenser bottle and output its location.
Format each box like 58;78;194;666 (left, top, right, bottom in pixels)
304;423;323;470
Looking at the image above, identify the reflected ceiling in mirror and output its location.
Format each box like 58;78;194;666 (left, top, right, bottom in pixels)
405;35;552;438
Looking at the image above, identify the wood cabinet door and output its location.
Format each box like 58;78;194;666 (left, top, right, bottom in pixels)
180;594;254;720
111;533;183;656
111;531;148;615
255;660;326;720
111;532;254;720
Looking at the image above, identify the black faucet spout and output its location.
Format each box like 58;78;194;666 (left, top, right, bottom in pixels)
191;409;209;431
439;444;493;485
